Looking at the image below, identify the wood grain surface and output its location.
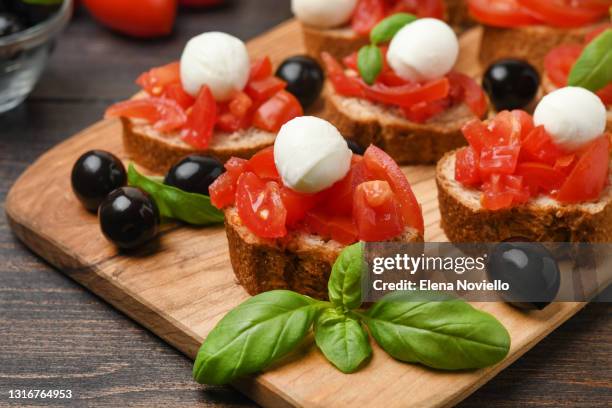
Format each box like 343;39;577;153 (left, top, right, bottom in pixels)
1;2;611;407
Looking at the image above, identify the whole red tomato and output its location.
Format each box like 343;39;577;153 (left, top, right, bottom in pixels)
83;0;177;38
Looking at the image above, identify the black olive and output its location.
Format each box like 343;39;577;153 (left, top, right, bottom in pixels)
71;150;127;212
483;59;539;111
346;139;366;155
487;242;560;310
163;155;224;196
0;12;24;37
99;187;160;249
275;55;324;109
7;0;61;26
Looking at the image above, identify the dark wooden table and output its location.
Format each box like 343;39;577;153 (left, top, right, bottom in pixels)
0;2;610;407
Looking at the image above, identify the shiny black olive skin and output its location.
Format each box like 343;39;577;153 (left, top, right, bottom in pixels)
346;139;366;155
275;56;324;109
99;187;160;249
71;150;127;212
483;59;539;111
487;242;560;310
163;155;224;196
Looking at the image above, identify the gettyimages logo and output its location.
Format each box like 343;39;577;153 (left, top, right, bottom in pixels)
363;242;612;307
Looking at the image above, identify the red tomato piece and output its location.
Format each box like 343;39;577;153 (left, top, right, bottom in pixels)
303;211;359;245
362;77;450;107
229;92;253;118
520;125;565;165
163;83;195;110
249;57;273;82
280;187;321;227
245;76;287;105
83;0;177;38
467;0;539;28
402;98;450;123
455;146;482;186
245;146;280;180
320;157;373;216
515;162;565;195
105;97;187;132
554;154;577;174
479;144;521;176
462;118;489;153
517;0;609;28
353;181;404;241
512;109;535;139
209;157;247;208
391;0;446;19
557;135;610;203
351;0;386;35
321;53;365;98
544;45;583;88
487;110;522;146
446;71;488;117
481;174;530;210
253;90;303;132
136;61;181;96
363;145;424;233
597;83;612;106
235;172;287;238
182;86;217;149
225;157;248;177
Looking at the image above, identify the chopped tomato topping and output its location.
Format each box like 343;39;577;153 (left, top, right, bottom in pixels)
351;0;445;36
351;0;386;35
163;83;195;110
245;146;279;180
517;0;609;28
136;61;180;96
182;86;217;149
363;145;424;233
319;157;374;216
253;90;303;132
353;180;404;241
322;52;365;98
447;71;488;118
249;57;273;82
105;98;187;132
281;187;321;227
245;76;287;105
303;211;359;245
516;162;565;195
467;0;539;28
236;172;287;239
482;174;530;210
455;147;481;186
363;78;450;107
544;45;583;88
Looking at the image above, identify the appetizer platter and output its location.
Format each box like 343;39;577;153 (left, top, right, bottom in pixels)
6;10;610;407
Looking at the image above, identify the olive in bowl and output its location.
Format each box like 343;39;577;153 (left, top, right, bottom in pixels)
99;187;160;249
71;150;127;212
483;59;539;111
275;55;324;109
164;155;224;196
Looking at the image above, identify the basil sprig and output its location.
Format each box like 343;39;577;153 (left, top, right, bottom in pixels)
357;13;417;84
568;29;612;92
193;243;511;385
128;163;224;225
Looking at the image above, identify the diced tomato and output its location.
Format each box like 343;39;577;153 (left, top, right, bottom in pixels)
512;109;535;139
462;118;489;153
353;181;404;241
181;86;217;149
253;90;303;132
557;135;610;203
136;61;181;96
362;77;450;107
321;53;365;98
517;0;609;28
249;57;273;82
402;98;450;123
245;146;279;180
447;72;488;117
554;154;577;174
481;174;530;210
303;211;359;245
163;83;195;110
105;97;187;132
455;147;482;186
515;162;565;195
351;0;386;35
216;103;251;133
245;76;287;105
487;110;522;146
225;157;248;177
363;145;424;233
597;83;612;106
280;187;321;227
467;0;540;28
209;157;247;208
342;52;359;72
229;92;253;117
544;45;583;88
391;0;446;19
319;157;373;216
521;125;565;165
479;144;521;176
235;172;287;238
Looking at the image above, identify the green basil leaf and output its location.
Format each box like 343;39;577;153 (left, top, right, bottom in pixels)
358;45;383;85
568;29;612;92
364;292;510;370
328;242;364;310
314;308;371;373
193;290;322;385
370;13;418;45
128;163;224;225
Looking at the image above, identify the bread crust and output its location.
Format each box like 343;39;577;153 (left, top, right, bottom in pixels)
323;86;482;165
436;151;612;243
478;24;595;72
121;118;275;174
224;207;423;299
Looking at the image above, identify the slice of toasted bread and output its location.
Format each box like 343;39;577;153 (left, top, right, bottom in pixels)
436;150;612;243
121;117;276;174
541;73;612;132
323;85;481;165
478;24;596;72
300;0;473;62
224;207;423;299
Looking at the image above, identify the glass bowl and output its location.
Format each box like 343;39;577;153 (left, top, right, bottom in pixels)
0;0;72;113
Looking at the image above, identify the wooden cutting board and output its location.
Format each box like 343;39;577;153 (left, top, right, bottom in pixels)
5;20;585;408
